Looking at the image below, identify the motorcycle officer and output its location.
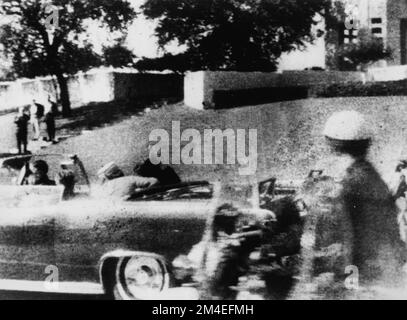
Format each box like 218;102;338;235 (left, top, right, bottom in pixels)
291;110;407;300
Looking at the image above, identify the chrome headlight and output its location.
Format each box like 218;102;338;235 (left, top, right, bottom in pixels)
116;254;169;300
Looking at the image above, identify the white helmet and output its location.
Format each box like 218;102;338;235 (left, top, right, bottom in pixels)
323;111;372;141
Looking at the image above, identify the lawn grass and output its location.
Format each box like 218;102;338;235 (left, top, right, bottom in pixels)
43;96;407;186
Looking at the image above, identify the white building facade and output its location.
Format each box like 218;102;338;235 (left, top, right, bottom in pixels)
279;0;396;71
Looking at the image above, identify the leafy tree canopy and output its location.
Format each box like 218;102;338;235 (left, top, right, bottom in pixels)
140;0;329;72
0;0;136;115
103;41;136;68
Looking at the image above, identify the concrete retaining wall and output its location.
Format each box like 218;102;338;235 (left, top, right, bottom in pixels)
280;70;366;86
0;70;183;112
113;73;183;101
184;70;366;109
367;65;407;82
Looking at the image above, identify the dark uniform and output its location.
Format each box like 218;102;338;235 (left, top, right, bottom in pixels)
291;154;407;299
174;204;261;300
291;111;407;299
14;112;30;154
134;159;181;186
44;110;56;142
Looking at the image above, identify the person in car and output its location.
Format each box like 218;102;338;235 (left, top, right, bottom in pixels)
134;158;181;186
96;162;158;200
27;160;56;186
56;169;76;200
97;162;125;184
172;204;258;300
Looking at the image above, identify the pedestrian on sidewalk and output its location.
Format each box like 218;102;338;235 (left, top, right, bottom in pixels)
14;106;30;154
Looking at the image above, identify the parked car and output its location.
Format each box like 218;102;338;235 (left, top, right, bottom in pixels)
0;153;302;299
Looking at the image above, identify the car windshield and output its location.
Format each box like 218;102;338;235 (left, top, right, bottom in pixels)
129;182;264;207
129;182;214;201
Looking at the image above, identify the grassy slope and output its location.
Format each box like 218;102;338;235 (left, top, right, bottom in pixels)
43;96;407;185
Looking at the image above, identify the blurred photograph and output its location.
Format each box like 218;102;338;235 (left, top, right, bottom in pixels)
0;0;407;301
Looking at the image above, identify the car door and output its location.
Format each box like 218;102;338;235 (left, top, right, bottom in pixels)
98;183;215;262
52;183;216;283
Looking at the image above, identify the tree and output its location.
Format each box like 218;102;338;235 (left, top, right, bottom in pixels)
140;0;329;72
336;29;392;71
324;0;346;70
0;0;136;116
135;53;191;73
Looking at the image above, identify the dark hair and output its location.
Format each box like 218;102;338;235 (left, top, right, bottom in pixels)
32;160;49;174
134;159;154;177
57;170;75;187
212;204;242;239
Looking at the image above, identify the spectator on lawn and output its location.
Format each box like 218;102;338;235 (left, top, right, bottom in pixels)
48;95;59;115
44;105;56;143
14;107;30;154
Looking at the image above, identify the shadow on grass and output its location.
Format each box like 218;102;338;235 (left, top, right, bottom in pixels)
57;97;182;135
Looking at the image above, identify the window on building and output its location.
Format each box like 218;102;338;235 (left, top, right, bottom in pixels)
371;18;382;24
372;27;382;34
342;28;358;44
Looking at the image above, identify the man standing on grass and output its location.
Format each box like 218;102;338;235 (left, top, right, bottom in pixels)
44;105;56;143
14;107;30;154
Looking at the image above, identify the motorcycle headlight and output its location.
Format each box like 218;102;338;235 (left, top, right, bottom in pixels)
117;254;169;300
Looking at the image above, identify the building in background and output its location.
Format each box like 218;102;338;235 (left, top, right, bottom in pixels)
388;0;407;65
337;0;407;67
351;0;387;43
279;0;407;71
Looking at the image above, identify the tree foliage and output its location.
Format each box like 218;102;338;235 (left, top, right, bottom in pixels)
140;0;329;72
135;52;192;73
0;0;136;115
337;29;392;71
103;42;136;68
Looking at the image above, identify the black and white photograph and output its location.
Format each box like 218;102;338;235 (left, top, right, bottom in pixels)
0;0;407;303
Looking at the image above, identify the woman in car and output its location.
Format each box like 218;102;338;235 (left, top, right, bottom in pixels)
26;160;56;186
96;162;158;200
